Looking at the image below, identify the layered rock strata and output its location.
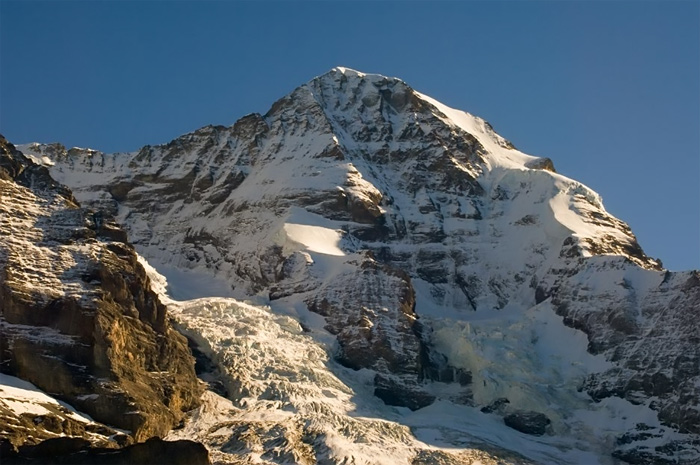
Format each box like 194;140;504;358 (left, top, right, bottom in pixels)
0;136;202;445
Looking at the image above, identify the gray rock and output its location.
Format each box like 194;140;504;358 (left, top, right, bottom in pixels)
503;411;551;436
481;397;510;414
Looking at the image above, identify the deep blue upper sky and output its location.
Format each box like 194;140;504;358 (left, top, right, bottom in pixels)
1;1;698;271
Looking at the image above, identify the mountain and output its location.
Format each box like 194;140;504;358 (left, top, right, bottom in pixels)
8;67;700;464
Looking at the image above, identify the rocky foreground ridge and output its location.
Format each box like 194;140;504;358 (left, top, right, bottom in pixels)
0;136;207;462
8;68;700;464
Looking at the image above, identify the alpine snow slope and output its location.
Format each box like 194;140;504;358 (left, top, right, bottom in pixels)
19;67;700;464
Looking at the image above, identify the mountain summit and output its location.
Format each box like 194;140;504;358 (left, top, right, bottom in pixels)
9;68;700;464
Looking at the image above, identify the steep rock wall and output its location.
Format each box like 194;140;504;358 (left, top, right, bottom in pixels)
0;136;202;443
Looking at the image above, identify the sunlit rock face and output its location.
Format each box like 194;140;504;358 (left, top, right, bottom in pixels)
0;136;202;447
16;67;699;464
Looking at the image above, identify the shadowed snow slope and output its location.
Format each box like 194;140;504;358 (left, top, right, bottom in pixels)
18;67;700;464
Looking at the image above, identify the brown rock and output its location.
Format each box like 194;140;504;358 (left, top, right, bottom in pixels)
0;135;202;443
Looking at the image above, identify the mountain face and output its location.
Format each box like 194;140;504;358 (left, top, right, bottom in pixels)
0;136;204;457
11;67;700;464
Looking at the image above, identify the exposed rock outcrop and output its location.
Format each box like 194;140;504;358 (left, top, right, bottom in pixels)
305;254;432;408
503;411;551;436
539;257;700;436
0;136;202;445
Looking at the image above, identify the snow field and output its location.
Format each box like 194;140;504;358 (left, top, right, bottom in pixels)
0;374;93;423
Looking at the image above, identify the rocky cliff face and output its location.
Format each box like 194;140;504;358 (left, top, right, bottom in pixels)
0;136;202;448
16;68;700;464
540;259;700;433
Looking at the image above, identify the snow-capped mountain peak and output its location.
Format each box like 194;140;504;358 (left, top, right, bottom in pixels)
11;68;698;464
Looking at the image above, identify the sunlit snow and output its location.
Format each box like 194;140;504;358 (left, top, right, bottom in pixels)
283;223;345;257
0;373;93;423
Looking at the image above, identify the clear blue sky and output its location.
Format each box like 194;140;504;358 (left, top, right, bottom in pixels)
1;1;698;271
